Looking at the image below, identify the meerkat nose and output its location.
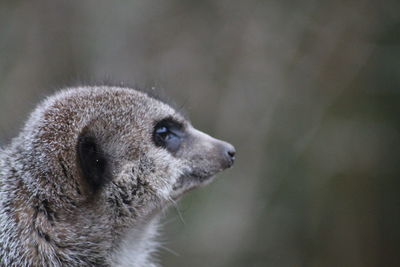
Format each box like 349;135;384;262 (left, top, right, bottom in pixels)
220;142;236;168
226;145;236;162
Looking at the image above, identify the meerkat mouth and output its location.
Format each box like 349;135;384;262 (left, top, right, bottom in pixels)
171;173;216;200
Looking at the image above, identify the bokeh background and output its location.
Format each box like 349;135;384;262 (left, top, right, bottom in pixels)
1;1;399;266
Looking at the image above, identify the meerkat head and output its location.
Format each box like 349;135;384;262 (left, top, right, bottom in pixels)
17;86;235;226
0;86;235;266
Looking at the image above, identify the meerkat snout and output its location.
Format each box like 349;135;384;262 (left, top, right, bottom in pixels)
219;141;236;168
184;126;236;170
0;86;235;267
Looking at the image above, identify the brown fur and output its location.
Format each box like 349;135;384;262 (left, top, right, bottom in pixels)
0;86;235;266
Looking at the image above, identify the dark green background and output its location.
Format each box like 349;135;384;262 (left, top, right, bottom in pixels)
1;1;399;266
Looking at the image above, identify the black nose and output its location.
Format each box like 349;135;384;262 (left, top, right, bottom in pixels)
223;143;236;168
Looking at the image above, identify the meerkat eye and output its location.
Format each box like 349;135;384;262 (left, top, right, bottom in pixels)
153;118;184;153
155;126;169;138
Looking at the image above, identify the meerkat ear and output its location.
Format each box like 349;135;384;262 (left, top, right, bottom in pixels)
77;133;111;194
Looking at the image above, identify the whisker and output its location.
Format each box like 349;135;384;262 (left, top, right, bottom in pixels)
159;245;180;257
168;196;186;226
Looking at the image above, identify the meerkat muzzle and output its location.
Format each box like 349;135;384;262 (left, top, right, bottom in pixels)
216;141;236;169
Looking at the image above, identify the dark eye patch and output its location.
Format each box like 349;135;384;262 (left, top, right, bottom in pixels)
153;118;185;153
77;134;111;194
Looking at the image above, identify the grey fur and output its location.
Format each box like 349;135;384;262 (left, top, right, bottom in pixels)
0;86;235;266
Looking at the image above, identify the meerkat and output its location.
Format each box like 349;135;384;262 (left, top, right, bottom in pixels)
0;86;235;266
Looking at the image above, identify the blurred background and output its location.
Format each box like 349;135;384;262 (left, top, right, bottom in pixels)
1;0;399;266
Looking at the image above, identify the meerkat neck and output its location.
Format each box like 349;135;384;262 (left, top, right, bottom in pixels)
110;216;161;267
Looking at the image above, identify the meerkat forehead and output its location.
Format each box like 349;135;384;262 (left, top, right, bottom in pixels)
20;86;185;152
34;86;184;127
